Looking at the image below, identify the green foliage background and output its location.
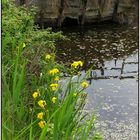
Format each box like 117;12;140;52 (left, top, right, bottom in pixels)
2;1;103;140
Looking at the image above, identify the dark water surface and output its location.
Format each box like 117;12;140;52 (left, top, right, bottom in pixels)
56;24;138;140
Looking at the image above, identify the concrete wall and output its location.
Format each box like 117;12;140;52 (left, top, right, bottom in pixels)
18;0;137;26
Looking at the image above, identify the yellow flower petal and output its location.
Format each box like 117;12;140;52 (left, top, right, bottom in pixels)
78;61;83;67
32;89;40;99
45;54;51;59
81;81;88;88
49;68;59;75
38;121;46;129
37;112;44;119
71;61;83;69
54;76;59;81
51;97;57;103
50;83;58;91
38;100;46;108
32;92;38;99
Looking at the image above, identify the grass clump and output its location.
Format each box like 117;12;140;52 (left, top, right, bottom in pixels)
2;1;103;140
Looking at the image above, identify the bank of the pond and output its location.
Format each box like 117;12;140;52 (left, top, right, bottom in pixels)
55;24;138;140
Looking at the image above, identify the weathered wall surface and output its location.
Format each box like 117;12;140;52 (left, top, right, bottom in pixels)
18;0;137;26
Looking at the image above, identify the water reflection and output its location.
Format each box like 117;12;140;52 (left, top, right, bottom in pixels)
56;24;138;140
56;24;138;71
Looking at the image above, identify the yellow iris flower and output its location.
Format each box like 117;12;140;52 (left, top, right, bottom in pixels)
81;81;88;88
32;89;40;99
38;100;46;108
45;54;51;59
71;61;83;69
38;121;46;129
37;112;44;119
51;97;57;103
50;83;58;91
49;68;59;75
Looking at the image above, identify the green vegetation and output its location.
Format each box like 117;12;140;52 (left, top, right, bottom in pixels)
2;1;103;139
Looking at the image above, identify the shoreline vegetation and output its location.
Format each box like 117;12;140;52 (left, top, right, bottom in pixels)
2;1;103;139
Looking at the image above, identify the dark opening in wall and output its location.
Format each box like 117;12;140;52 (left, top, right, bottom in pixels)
62;17;79;26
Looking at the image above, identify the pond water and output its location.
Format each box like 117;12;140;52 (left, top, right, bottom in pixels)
55;23;138;140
